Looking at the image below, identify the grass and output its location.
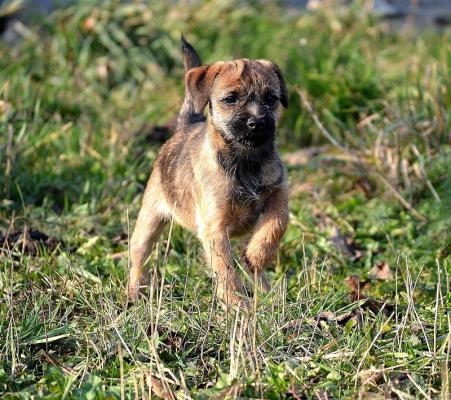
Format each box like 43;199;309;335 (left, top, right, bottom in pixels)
0;0;450;398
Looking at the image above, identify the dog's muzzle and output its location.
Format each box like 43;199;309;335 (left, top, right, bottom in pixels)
229;114;275;147
247;116;266;131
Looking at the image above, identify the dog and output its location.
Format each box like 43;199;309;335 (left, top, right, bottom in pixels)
128;36;289;306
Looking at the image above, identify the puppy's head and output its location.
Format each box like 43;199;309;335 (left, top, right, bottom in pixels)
185;59;288;148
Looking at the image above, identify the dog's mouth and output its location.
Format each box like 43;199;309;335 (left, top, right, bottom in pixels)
236;129;274;147
228;117;276;148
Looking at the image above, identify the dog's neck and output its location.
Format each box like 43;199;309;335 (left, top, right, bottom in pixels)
206;123;277;202
207;124;275;172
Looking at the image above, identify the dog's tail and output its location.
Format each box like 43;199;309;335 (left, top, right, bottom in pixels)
178;35;205;127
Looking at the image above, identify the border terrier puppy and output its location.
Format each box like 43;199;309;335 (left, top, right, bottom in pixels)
128;37;289;306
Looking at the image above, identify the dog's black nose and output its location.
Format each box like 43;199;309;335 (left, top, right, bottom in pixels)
247;117;265;130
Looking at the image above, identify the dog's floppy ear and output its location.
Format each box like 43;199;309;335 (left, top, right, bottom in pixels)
185;63;223;113
257;60;288;108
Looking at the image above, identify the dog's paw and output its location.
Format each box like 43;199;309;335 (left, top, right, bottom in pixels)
127;285;140;303
127;280;148;303
218;294;251;316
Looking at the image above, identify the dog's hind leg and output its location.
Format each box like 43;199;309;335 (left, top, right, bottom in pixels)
128;181;168;302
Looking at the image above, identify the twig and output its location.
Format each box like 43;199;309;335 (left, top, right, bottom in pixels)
406;373;431;400
145;374;175;400
412;144;441;203
118;344;125;400
298;90;345;150
41;350;76;375
373;171;427;221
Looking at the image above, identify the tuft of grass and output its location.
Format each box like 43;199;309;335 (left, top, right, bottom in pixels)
0;0;450;398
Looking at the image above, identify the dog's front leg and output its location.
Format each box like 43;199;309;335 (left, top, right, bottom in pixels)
200;228;245;306
244;187;289;292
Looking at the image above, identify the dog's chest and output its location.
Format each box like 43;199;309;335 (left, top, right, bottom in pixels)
226;177;273;236
216;147;284;235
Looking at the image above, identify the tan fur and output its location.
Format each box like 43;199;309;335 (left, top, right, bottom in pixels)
128;43;288;306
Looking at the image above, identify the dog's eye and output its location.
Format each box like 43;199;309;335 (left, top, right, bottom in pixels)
222;94;238;104
264;93;278;105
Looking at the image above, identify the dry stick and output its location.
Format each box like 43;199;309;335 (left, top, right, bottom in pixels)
3;124;14;197
297;89;427;222
155;216;174;334
139;324;178;400
140;372;147;400
406;373;431;400
411;144;441;203
355;308;394;386
118;344;125;400
132;373;139;400
298;93;345;150
145;374;174;400
443;314;451;399
41;349;76;375
252;270;262;395
150;218;178;400
200;280;218;367
411;264;432;353
126;208;131;308
6;235;18;377
112;324;137;365
229;306;240;379
373;171;426;221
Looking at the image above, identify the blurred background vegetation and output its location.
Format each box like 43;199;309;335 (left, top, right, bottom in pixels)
0;1;449;202
0;0;450;398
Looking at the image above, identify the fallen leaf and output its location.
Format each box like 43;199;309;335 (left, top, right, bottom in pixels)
0;100;12;121
145;373;175;400
0;227;65;257
354;178;374;198
312;299;394;328
40;350;75;376
330;227;364;262
147;324;184;352
287;383;304;400
112;232;128;245
370;262;393;281
322;350;354;360
344;275;370;301
111;251;126;261
211;381;245;400
316;309;364;327
314;389;329;400
283;147;324;166
358;367;383;386
358;298;394;314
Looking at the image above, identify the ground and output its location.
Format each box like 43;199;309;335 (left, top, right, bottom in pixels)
0;1;450;399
